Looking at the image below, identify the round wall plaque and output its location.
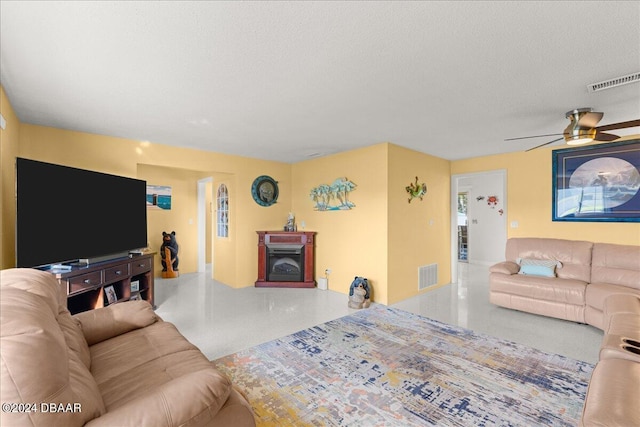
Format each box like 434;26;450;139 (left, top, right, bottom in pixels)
251;175;278;207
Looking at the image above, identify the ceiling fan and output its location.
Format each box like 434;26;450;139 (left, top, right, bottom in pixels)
505;108;640;152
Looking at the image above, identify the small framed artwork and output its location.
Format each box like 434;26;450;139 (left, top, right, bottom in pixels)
146;185;172;210
130;280;140;293
129;293;142;301
104;286;117;305
552;139;640;222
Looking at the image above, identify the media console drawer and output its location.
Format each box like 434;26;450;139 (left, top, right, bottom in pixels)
68;271;103;294
131;258;152;275
105;263;130;284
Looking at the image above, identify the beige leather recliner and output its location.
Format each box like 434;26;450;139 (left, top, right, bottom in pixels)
1;268;256;427
580;294;640;426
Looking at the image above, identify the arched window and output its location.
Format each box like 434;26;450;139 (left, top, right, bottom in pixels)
216;184;229;238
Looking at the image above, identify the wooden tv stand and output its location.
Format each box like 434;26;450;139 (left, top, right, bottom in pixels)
50;253;155;315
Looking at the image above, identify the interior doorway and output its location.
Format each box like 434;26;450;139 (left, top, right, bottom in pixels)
457;192;468;262
450;170;507;282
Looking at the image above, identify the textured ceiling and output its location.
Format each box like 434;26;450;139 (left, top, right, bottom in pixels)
1;1;639;163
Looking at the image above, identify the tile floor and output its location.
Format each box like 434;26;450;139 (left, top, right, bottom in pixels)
154;263;603;364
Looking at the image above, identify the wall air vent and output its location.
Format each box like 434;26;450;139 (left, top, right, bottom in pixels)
587;72;640;93
418;264;438;290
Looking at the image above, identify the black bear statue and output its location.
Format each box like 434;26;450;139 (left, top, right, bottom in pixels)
160;231;179;272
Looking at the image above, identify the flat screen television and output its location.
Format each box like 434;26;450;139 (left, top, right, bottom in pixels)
16;158;148;268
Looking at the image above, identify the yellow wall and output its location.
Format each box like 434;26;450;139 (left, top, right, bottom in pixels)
290;142;453;305
137;164;209;276
2;87;639;298
292;144;390;303
212;174;236;285
13;121;291;287
451;141;640;246
0;87;20;269
387;144;452;304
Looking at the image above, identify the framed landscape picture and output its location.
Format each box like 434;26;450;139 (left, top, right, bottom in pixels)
146;185;172;210
552;139;640;222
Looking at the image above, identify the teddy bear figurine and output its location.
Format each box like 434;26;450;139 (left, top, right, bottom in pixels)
348;276;371;309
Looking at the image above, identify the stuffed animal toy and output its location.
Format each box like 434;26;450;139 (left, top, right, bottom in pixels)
348;276;371;309
160;231;179;272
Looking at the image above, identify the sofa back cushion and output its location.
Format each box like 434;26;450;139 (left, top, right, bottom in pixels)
505;238;594;282
1;269;105;426
591;243;640;290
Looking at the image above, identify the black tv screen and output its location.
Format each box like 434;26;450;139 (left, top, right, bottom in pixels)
16;158;148;268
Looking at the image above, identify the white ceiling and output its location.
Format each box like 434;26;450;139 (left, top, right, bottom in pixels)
1;1;639;163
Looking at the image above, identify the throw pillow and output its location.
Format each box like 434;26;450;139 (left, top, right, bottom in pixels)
517;258;561;277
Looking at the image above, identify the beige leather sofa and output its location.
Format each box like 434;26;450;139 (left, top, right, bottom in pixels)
580;294;640;426
489;237;640;327
1;268;255;427
489;237;640;426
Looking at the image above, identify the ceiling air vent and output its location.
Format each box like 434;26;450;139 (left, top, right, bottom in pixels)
587;72;640;93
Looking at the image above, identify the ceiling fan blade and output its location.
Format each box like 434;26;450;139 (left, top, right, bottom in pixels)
505;133;562;142
595;118;640;132
576;111;603;128
525;137;564;152
594;131;620;142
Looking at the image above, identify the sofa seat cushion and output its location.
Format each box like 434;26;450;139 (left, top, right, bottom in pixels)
90;321;231;412
580;358;640;427
490;273;587;305
585;283;640;313
603;294;640;331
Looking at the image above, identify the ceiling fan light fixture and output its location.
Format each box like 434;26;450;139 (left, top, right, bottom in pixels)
564;128;596;145
566;136;593;146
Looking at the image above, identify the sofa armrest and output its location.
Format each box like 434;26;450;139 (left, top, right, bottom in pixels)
84;369;235;427
489;261;519;275
74;300;160;346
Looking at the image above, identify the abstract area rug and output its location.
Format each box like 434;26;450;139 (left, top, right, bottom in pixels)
213;306;593;426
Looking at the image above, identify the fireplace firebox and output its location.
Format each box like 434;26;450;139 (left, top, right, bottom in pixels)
256;231;316;288
267;244;304;282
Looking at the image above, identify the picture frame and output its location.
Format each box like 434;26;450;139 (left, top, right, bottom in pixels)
552;139;640;222
129;293;142;301
251;175;279;207
130;279;140;293
146;185;172;210
104;285;117;305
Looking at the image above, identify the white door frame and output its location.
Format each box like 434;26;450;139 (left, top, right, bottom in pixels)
197;177;213;273
450;169;507;283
